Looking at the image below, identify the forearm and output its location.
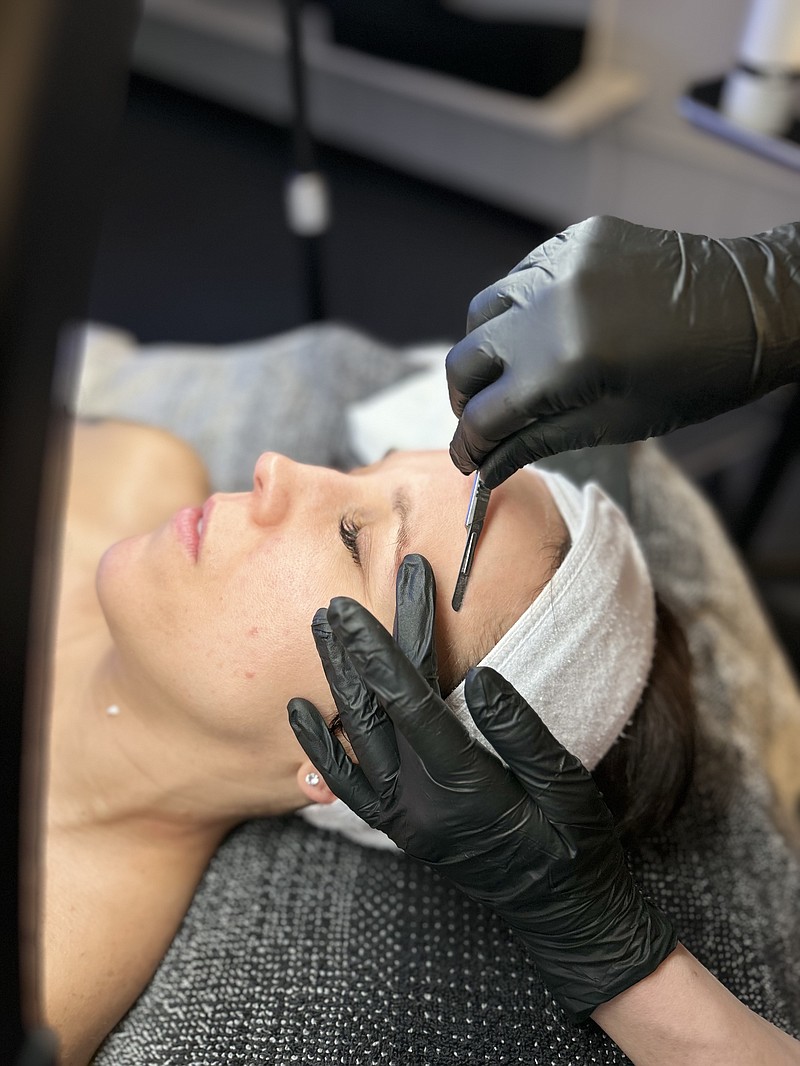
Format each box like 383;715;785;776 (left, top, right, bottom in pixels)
591;942;800;1065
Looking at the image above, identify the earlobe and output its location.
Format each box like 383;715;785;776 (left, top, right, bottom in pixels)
297;760;337;805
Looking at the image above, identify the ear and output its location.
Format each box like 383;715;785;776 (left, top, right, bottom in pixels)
297;759;337;805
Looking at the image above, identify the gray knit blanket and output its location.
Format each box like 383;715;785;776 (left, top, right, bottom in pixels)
75;322;800;1065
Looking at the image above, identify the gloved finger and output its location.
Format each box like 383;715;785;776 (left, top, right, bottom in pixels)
449;371;539;475
479;413;597;488
463;280;514;333
480;398;641;488
506;227;569;278
393;554;440;697
311;609;400;790
464;668;611;828
445;327;505;420
327;596;476;773
287;698;382;826
466;237;566;331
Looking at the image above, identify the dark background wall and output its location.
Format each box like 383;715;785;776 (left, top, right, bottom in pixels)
88;74;555;345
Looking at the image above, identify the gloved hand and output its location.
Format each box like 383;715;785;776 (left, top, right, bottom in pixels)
288;554;676;1022
447;215;800;486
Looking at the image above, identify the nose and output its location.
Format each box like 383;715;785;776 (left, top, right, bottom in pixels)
252;452;293;525
251;452;339;527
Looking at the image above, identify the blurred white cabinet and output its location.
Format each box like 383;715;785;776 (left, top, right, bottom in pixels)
134;0;800;234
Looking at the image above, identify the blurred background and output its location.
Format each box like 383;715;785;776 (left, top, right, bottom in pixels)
87;0;800;671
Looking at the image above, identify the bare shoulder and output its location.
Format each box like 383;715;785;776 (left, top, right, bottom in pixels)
43;824;219;1064
70;419;207;487
66;420;210;543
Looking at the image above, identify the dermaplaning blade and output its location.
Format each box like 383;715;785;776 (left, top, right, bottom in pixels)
451;472;492;611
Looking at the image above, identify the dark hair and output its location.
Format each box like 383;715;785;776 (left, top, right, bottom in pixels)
591;594;696;846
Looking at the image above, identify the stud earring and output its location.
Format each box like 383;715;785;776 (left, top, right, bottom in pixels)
304;772;320;787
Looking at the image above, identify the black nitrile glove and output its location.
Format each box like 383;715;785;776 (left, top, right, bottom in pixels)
288;554;676;1022
447;215;800;487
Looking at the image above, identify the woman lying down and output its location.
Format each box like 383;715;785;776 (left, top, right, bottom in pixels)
46;418;796;1064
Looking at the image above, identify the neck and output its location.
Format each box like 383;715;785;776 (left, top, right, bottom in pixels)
48;629;300;848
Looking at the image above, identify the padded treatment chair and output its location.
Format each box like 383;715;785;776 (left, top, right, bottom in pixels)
69;323;800;1064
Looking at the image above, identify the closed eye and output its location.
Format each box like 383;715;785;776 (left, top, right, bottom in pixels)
339;515;362;568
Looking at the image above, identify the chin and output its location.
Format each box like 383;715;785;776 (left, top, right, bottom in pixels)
95;535;149;633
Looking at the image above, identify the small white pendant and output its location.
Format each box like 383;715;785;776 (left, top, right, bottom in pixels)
106;704;121;717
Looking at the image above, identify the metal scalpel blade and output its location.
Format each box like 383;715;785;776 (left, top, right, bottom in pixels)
451;472;492;611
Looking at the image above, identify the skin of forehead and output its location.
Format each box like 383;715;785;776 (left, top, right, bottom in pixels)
354;454;563;685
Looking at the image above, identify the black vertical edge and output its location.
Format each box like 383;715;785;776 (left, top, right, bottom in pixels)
284;0;315;173
0;1;142;1060
280;0;327;321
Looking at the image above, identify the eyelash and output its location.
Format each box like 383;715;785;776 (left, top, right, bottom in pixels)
339;515;362;568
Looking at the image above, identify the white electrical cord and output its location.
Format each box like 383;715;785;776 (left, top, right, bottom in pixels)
285;170;330;237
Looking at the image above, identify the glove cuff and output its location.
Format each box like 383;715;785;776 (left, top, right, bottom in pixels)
519;886;679;1024
559;903;678;1023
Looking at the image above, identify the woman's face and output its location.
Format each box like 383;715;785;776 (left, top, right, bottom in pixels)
97;451;563;785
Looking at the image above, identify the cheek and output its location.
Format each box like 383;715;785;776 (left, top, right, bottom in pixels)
100;528;359;729
212;543;351;716
212;559;322;680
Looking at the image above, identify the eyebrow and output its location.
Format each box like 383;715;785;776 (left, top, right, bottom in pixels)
392;487;412;575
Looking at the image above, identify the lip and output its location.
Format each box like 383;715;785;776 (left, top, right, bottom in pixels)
173;506;203;562
173;497;214;562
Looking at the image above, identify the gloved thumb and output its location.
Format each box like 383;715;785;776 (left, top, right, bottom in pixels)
393;554;440;696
